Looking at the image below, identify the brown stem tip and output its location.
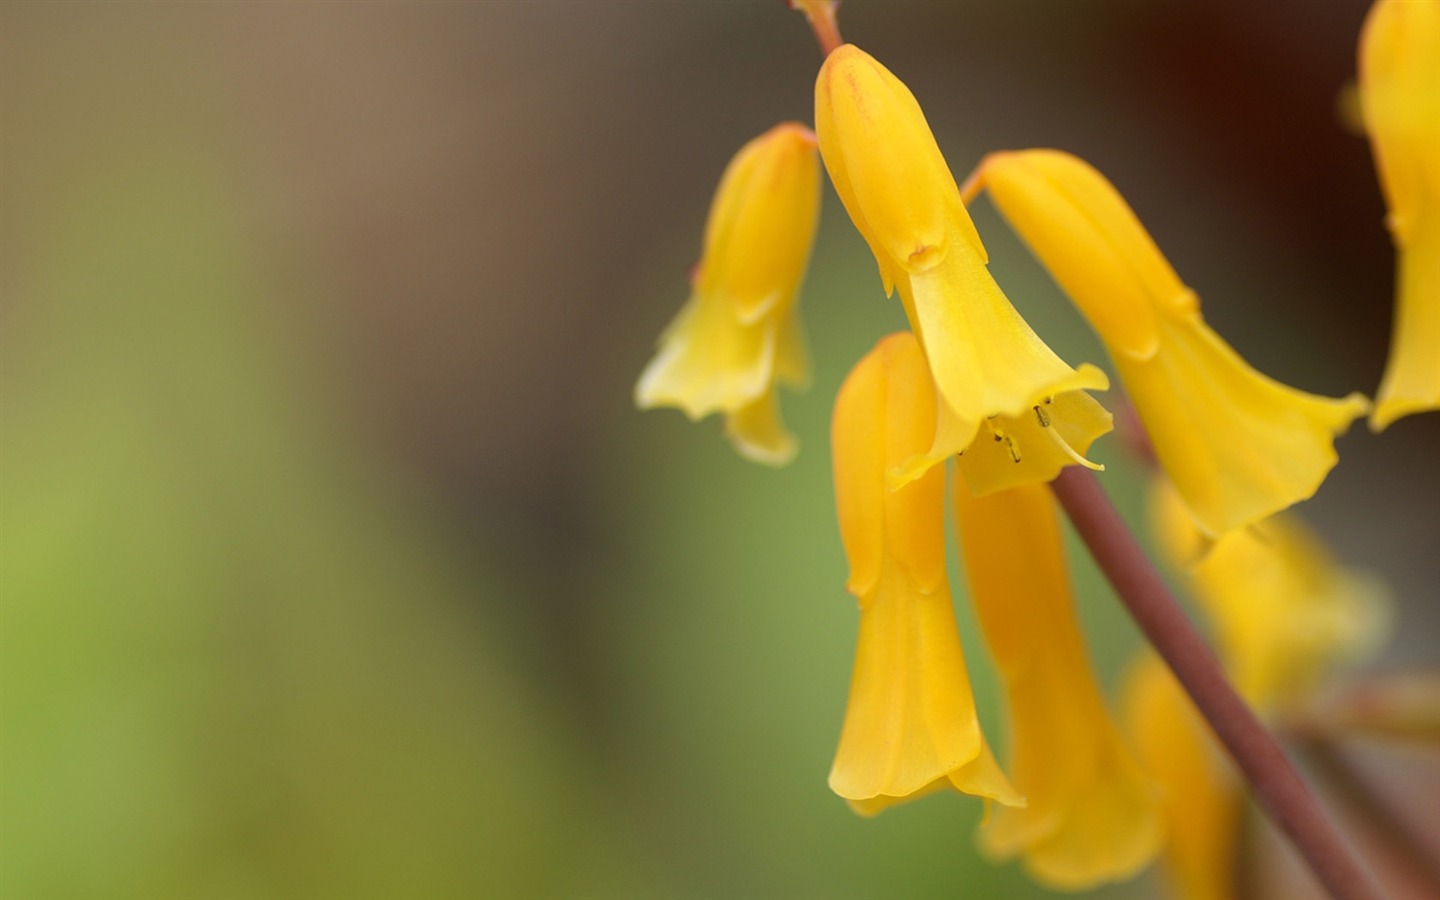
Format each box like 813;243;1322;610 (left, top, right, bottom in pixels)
788;0;844;57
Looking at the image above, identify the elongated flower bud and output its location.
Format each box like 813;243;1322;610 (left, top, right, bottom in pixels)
977;149;1368;537
815;47;1108;486
955;479;1162;890
636;123;820;464
1360;0;1440;430
830;332;1022;814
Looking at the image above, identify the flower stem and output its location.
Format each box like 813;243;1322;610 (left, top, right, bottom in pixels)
1049;467;1382;900
789;0;843;56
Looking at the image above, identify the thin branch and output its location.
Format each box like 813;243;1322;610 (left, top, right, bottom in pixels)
1050;467;1383;900
788;0;843;56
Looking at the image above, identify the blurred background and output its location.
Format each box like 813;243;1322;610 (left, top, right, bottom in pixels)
3;1;1436;898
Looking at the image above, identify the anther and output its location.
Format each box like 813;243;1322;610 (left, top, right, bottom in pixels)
1034;405;1051;428
1006;435;1021;463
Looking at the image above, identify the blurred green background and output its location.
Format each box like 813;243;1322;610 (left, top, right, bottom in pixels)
3;2;1436;898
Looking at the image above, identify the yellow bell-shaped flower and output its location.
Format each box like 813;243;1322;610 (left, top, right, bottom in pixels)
1360;0;1440;431
829;332;1022;814
1123;653;1241;900
635;122;819;465
814;46;1109;488
975;149;1369;538
954;479;1162;890
1149;477;1390;714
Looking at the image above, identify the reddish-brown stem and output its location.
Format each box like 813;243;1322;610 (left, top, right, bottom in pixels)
789;0;843;56
1050;467;1383;900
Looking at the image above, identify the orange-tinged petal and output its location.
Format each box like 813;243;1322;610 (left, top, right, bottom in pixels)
976;149;1368;537
956;480;1162;889
833;333;948;598
829;568;1022;808
829;333;1021;811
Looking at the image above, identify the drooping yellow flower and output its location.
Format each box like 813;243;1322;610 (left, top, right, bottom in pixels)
974;149;1369;538
830;332;1022;814
953;479;1162;890
814;46;1110;489
635;122;819;465
1149;477;1390;713
1123;653;1241;900
1360;0;1440;431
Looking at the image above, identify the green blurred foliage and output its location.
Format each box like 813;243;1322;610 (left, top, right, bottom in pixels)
0;73;642;900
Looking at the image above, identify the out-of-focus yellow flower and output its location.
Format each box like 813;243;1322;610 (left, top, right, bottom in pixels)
829;332;1022;815
814;46;1110;489
635;122;819;465
1137;477;1389;898
974;150;1369;539
954;479;1162;889
1149;477;1390;713
1360;0;1440;431
1124;653;1241;900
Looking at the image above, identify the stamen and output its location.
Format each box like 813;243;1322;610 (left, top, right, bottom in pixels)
1043;422;1104;471
1034;405;1051;428
1006;435;1021;463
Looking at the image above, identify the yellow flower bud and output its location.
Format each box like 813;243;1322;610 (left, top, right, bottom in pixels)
815;47;1108;486
815;45;979;287
954;479;1162;890
976;149;1368;537
1360;0;1440;430
635;123;819;464
829;333;1022;813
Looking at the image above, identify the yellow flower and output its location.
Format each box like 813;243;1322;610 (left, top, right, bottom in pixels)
974;149;1369;538
953;479;1162;889
829;332;1022;814
1360;0;1440;431
1149;477;1390;713
1123;653;1241;900
635;122;819;465
814;46;1110;488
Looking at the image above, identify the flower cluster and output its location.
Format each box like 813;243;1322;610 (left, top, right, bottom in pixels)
636;0;1430;893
